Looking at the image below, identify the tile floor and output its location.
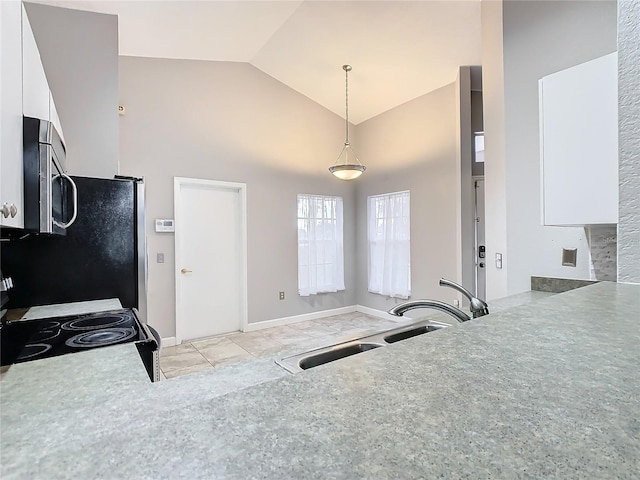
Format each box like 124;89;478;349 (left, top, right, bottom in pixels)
159;312;402;380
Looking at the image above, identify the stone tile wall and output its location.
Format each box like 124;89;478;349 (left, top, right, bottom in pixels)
587;226;617;282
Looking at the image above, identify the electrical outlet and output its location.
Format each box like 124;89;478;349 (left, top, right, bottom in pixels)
495;252;503;269
157;253;165;263
453;299;460;308
279;291;285;300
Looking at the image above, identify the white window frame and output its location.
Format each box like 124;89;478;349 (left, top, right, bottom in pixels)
367;190;411;299
297;194;345;296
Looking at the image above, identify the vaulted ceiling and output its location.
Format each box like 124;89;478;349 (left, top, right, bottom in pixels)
33;0;482;124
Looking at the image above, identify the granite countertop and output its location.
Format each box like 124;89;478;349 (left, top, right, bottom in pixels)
1;282;638;479
4;298;123;321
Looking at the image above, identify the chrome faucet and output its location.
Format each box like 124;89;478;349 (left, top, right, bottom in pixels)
438;278;489;318
386;278;489;323
387;299;471;323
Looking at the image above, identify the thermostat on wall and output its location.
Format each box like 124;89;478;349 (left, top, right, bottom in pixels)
155;219;175;233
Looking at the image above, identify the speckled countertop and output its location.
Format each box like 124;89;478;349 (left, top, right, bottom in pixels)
4;298;122;321
1;282;639;479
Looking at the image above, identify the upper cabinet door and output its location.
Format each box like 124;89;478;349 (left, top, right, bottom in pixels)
539;52;618;226
0;0;24;228
22;3;50;121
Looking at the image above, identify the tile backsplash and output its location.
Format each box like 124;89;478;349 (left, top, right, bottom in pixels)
587;226;617;281
531;276;598;293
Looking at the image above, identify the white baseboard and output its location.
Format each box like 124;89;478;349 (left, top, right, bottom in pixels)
166;305;402;342
355;304;405;322
243;305;357;332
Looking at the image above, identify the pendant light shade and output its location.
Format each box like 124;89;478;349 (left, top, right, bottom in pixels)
329;162;365;180
329;65;366;180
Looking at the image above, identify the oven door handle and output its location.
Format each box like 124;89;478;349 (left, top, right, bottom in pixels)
52;173;78;229
135;320;161;382
138;321;160;350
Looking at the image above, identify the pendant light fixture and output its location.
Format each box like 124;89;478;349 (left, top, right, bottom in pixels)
329;65;366;180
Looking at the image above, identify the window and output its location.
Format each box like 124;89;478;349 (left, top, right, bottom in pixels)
474;132;485;163
297;194;345;296
367;191;411;299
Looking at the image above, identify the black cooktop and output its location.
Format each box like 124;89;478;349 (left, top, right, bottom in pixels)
1;309;143;366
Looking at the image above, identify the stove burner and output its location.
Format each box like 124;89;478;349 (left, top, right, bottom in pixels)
61;313;130;331
65;327;137;348
39;320;61;330
29;328;61;343
6;309;144;366
17;343;52;361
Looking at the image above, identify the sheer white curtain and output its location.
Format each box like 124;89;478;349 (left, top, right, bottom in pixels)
297;194;345;296
367;191;411;298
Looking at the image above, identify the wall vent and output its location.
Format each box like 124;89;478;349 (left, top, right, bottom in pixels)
562;248;577;267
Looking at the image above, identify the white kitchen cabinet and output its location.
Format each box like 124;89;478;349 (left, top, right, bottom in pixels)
21;4;51;122
0;0;24;228
1;2;66;230
539;52;618;226
22;3;65;144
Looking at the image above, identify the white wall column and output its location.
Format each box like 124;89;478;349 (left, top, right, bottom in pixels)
480;0;509;300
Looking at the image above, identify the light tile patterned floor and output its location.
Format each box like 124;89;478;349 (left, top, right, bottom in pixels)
159;312;400;380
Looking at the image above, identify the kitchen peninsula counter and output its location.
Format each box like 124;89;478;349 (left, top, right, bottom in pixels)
1;282;638;479
4;298;123;321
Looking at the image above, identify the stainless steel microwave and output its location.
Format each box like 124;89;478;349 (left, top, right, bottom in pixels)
23;117;77;235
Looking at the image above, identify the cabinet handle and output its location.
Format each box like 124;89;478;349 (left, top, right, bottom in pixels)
9;204;17;218
1;203;10;218
181;268;192;274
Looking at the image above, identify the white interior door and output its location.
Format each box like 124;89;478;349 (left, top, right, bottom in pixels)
174;178;247;343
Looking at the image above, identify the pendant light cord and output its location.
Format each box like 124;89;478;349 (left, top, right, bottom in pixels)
329;64;365;178
344;65;350;145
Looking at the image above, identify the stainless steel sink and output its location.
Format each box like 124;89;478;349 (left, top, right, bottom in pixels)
276;339;385;373
382;323;446;344
298;342;384;370
275;319;450;373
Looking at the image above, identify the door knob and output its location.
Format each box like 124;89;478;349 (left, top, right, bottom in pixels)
181;268;192;274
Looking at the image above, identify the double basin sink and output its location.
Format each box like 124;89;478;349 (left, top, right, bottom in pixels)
275;319;450;373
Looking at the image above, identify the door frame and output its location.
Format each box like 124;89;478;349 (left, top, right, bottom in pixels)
174;177;248;344
473;177;486;299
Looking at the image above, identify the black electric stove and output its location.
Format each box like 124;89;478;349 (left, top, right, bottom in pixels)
1;309;159;379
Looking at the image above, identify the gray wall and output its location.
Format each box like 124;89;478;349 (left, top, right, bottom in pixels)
483;0;617;298
617;0;640;284
24;2;119;178
354;83;460;314
120;57;465;335
118;57;356;338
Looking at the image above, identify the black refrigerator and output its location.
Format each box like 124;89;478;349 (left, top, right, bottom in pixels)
0;176;147;322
